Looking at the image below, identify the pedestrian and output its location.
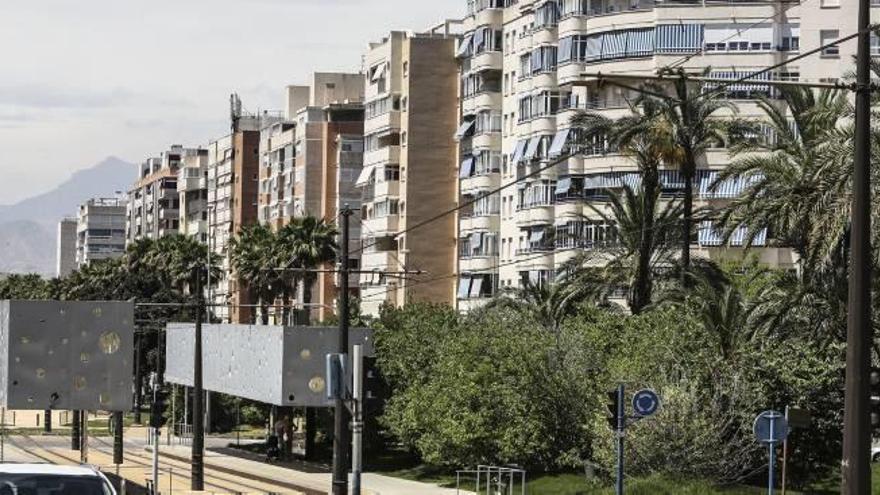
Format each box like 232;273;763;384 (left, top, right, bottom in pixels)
282;414;293;459
273;416;287;460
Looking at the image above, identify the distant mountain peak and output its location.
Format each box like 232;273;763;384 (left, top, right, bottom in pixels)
0;156;136;276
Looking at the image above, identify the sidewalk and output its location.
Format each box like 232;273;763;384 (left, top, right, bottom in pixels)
158;443;468;495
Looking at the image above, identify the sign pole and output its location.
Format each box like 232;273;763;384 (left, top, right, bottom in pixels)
616;383;624;495
781;406;788;495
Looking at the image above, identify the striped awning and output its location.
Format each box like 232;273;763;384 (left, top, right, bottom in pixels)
698;171;762;198
469;276;485;298
459;157;475;179
659;170;686;189
454;120;475;141
549;128;571;158
706;70;772;93
512;140;528;164
355;166;375;187
698;221;723;247
655;24;704;53
559;36;574;63
602;31;628;59
556;177;573;194
586;34;604;62
456;34;473;58
627;28;655;57
523;137;542;162
730;226;769;247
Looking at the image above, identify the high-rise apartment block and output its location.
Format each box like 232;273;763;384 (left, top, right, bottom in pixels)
357;28;461;316
453;0;853;311
126;146;201;242
177;148;210;244
207;104;281;324
56;218;77;278
76;197;127;267
258;74;365;322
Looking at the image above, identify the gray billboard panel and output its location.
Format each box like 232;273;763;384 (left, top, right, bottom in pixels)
164;324;373;407
0;300;134;411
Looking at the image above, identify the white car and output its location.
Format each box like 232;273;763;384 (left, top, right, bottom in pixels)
0;463;116;495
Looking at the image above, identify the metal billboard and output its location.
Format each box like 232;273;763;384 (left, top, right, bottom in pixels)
165;324;373;407
0;300;134;411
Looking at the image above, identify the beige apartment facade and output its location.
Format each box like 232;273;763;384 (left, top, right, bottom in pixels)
357;29;461;316
453;0;861;312
258;74;365;322
177;148;210;244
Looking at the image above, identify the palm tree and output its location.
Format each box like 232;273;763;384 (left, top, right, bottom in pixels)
229;225;282;324
148;234;220;296
571;96;680;312
715;86;848;275
643;72;743;278
277;216;338;325
570;184;682;314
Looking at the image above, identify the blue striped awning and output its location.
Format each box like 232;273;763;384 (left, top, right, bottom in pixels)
698;221;723;247
523;137;542;161
586;34;604;62
698;171;762;198
512;140;528;164
559;36;574;63
602;31;628;59
549;128;571;158
556;177;573;194
621;173;642;190
659;170;686;189
655;24;704;53
627;28;655;57
706;70;771;93
459;157;475;179
456;34;473;58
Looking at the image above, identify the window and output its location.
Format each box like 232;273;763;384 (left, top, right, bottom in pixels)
872;33;880;56
402;62;408;77
821;30;840;56
534;1;560;29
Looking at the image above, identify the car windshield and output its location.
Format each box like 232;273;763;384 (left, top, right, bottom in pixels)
0;474;112;495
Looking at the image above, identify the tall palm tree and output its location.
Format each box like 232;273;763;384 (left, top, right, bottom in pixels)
229;225;282;324
715;86;848;275
571;96;680;312
643;73;743;277
573;184;682;314
277;216;338;325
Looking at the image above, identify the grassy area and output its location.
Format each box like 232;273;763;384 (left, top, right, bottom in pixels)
370;449;880;495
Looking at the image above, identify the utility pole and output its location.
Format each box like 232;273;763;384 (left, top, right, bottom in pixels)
842;0;873;491
113;411;123;467
332;207;352;495
352;344;364;495
150;373;159;493
191;271;205;491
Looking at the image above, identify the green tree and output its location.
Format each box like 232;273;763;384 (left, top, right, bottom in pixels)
229;225;282;324
715;86;848;274
643;74;743;277
277;216;338;325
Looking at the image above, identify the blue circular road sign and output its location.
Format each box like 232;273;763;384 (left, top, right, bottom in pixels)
753;410;788;444
632;389;660;417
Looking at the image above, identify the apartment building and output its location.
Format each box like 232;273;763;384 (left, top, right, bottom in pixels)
258;73;365;322
454;0;855;311
127;145;201;242
177;148;210;243
357;29;461;316
76;197;128;267
207;102;286;324
56;218;77;277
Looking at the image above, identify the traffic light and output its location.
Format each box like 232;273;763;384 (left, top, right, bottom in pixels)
606;389;620;431
870;368;880;430
149;391;167;429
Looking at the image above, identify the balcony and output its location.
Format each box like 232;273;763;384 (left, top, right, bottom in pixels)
515;204;555;226
364;110;401;135
471;51;503;73
459;213;500;233
364;146;400;167
362;180;401;203
363;215;399;235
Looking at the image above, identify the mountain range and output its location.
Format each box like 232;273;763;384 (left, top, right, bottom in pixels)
0;156;135;276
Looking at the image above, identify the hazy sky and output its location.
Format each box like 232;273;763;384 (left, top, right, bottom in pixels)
0;0;463;205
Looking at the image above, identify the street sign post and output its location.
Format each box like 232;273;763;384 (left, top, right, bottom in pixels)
754;410;788;495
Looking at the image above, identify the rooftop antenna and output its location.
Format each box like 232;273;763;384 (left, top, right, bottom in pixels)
230;93;242;133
